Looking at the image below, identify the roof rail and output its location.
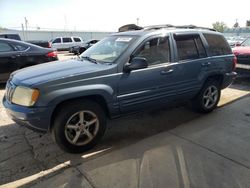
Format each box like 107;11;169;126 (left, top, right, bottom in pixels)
144;24;216;31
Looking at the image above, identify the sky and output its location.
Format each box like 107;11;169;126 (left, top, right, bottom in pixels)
0;0;249;32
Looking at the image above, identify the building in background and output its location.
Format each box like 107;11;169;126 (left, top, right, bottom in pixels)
0;28;113;41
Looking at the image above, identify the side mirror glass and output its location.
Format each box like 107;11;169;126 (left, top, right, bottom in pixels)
124;57;148;72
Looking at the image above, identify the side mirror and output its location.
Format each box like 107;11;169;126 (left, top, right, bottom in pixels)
124;57;148;72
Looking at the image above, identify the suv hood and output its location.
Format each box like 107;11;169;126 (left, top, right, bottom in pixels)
11;59;114;86
232;46;250;55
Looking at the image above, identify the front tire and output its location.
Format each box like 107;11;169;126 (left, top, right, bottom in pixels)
52;100;106;153
192;80;221;113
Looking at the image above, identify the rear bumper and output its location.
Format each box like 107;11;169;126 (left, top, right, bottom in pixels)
221;72;237;89
3;96;54;132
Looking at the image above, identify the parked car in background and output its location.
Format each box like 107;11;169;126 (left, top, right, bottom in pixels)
3;25;236;153
0;33;52;48
232;36;250;72
0;34;21;41
50;36;83;51
225;36;245;47
0;38;58;83
26;40;51;48
69;39;99;55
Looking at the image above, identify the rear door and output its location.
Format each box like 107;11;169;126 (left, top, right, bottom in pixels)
0;41;20;82
62;37;73;49
171;33;208;99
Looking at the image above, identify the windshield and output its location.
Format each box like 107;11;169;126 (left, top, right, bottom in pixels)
241;37;250;47
80;36;136;63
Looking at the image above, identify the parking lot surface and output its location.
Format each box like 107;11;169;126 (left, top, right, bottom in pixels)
0;52;250;187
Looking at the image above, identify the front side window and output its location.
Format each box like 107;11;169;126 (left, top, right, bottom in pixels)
134;36;170;66
81;36;136;63
53;38;61;44
63;37;73;43
203;33;231;56
0;42;13;52
175;34;206;61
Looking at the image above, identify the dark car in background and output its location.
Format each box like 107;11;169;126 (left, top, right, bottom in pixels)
0;34;22;41
69;39;99;55
232;36;250;73
0;33;51;48
0;38;58;83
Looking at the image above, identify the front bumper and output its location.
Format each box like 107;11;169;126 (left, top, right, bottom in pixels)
221;72;237;89
3;96;54;132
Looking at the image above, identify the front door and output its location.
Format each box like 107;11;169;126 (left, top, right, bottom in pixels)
118;36;178;113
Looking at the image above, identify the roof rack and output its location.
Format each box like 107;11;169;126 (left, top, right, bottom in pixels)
118;24;216;32
144;24;216;31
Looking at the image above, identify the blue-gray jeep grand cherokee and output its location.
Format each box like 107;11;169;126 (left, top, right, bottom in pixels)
3;25;237;153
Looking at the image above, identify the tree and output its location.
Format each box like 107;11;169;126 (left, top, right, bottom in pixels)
246;20;250;27
212;22;228;33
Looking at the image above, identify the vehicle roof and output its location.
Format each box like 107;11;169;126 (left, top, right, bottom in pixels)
112;27;221;37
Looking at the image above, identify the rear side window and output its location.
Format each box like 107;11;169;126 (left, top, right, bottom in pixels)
175;34;206;61
53;38;61;44
63;37;73;43
15;44;28;51
203;33;231;56
73;37;81;42
0;42;13;52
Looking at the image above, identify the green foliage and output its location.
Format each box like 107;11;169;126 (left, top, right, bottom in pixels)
246;20;250;27
212;22;228;32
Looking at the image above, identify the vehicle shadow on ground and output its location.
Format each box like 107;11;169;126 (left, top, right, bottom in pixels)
0;84;6;90
0;105;202;186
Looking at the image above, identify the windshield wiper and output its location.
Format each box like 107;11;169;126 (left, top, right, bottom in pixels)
80;56;98;64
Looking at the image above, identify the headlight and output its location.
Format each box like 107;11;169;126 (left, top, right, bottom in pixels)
11;86;40;107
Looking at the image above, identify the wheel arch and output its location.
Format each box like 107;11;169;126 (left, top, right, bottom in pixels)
49;94;110;132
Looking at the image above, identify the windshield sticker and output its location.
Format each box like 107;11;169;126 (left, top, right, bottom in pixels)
116;37;132;42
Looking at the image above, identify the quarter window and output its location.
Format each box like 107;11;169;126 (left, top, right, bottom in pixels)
73;37;81;42
134;37;170;66
203;33;231;56
175;35;206;61
0;42;13;52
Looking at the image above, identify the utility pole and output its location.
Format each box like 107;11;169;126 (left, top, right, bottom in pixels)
136;18;139;26
21;23;25;40
24;17;28;40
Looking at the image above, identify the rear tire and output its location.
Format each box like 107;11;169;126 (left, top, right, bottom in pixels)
192;80;221;113
52;100;106;153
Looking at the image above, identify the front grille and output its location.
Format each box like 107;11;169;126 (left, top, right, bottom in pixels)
237;54;250;65
5;81;15;102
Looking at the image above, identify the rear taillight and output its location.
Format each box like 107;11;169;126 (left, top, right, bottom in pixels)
46;51;57;58
233;55;237;71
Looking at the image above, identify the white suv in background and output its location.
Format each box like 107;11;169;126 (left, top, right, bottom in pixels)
50;36;83;51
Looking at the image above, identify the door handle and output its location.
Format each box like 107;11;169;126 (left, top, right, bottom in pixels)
201;62;211;66
161;68;174;75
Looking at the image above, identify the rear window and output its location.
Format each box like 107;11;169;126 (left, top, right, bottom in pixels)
73;37;81;42
63;37;72;43
203;33;232;56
